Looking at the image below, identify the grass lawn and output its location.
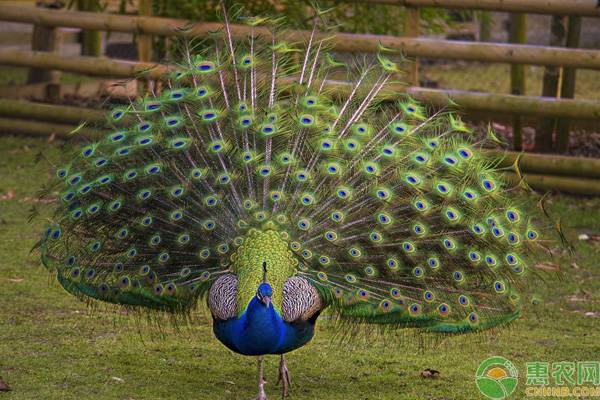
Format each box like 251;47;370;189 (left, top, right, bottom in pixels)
1;134;599;400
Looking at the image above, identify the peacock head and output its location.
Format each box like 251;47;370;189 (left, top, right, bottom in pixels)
256;282;273;307
230;229;297;314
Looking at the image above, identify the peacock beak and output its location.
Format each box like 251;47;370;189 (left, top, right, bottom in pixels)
261;295;271;307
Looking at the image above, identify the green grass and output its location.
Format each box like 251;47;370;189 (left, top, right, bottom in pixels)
1;135;600;400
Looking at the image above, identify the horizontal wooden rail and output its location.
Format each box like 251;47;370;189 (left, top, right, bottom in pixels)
341;0;600;17
1;5;600;70
0;98;105;125
495;151;600;180
503;172;600;196
2;49;600;120
4;101;598;176
0;49;169;79
406;87;600;120
1;98;599;194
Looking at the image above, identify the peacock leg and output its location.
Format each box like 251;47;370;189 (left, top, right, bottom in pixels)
254;355;268;400
277;354;291;398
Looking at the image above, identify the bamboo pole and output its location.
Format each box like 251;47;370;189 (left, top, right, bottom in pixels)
535;16;567;153
27;4;63;102
77;0;103;57
493;151;600;179
478;11;492;42
136;0;153;62
1;5;600;70
340;0;600;17
136;0;153;96
509;13;527;151
502;172;600;196
0;98;105;125
1;97;599;194
405;87;600;120
0;49;171;79
556;16;583;154
404;7;420;86
1;49;600;120
27;9;61;85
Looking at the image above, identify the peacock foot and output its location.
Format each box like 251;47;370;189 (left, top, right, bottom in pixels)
277;355;291;398
254;383;268;400
254;355;268;400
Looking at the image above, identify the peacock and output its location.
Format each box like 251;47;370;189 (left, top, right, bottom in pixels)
36;5;561;399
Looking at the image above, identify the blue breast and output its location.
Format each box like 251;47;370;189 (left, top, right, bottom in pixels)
212;296;316;356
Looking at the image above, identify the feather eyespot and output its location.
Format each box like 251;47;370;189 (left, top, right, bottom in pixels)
506;210;520;222
380;300;393;312
423;290;434;302
301;250;312;259
485;255;497;267
199;249;210;259
200;271;211;281
494;281;506;293
453;271;464;282
403;242;415;253
469;251;481;262
178;234;190;245
505;253;518;265
428;257;439;269
370;231;383;243
527;230;539;241
386;258;398;270
413;266;424;277
357;289;369;301
492;227;504;238
98;283;110;296
350;248;362;258
331;211;344;223
438;303;450;317
409;303;421;316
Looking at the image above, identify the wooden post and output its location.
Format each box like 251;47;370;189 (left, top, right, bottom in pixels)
137;0;153;62
27;2;63;101
508;13;527;151
404;7;420;86
478;11;492;42
555;16;582;154
136;0;153;96
78;0;102;57
534;15;566;153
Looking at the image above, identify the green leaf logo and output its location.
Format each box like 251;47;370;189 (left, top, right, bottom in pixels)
475;356;518;399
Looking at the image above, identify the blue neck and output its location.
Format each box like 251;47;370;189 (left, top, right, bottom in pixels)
212;295;317;356
237;296;285;355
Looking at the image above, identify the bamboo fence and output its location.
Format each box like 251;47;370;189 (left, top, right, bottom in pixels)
341;0;600;16
0;3;599;193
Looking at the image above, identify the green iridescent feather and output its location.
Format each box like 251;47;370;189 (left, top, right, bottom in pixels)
36;8;561;333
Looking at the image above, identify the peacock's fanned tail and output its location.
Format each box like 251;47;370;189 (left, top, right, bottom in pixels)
37;9;559;331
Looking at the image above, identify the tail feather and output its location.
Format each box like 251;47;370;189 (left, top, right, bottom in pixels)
37;8;559;331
